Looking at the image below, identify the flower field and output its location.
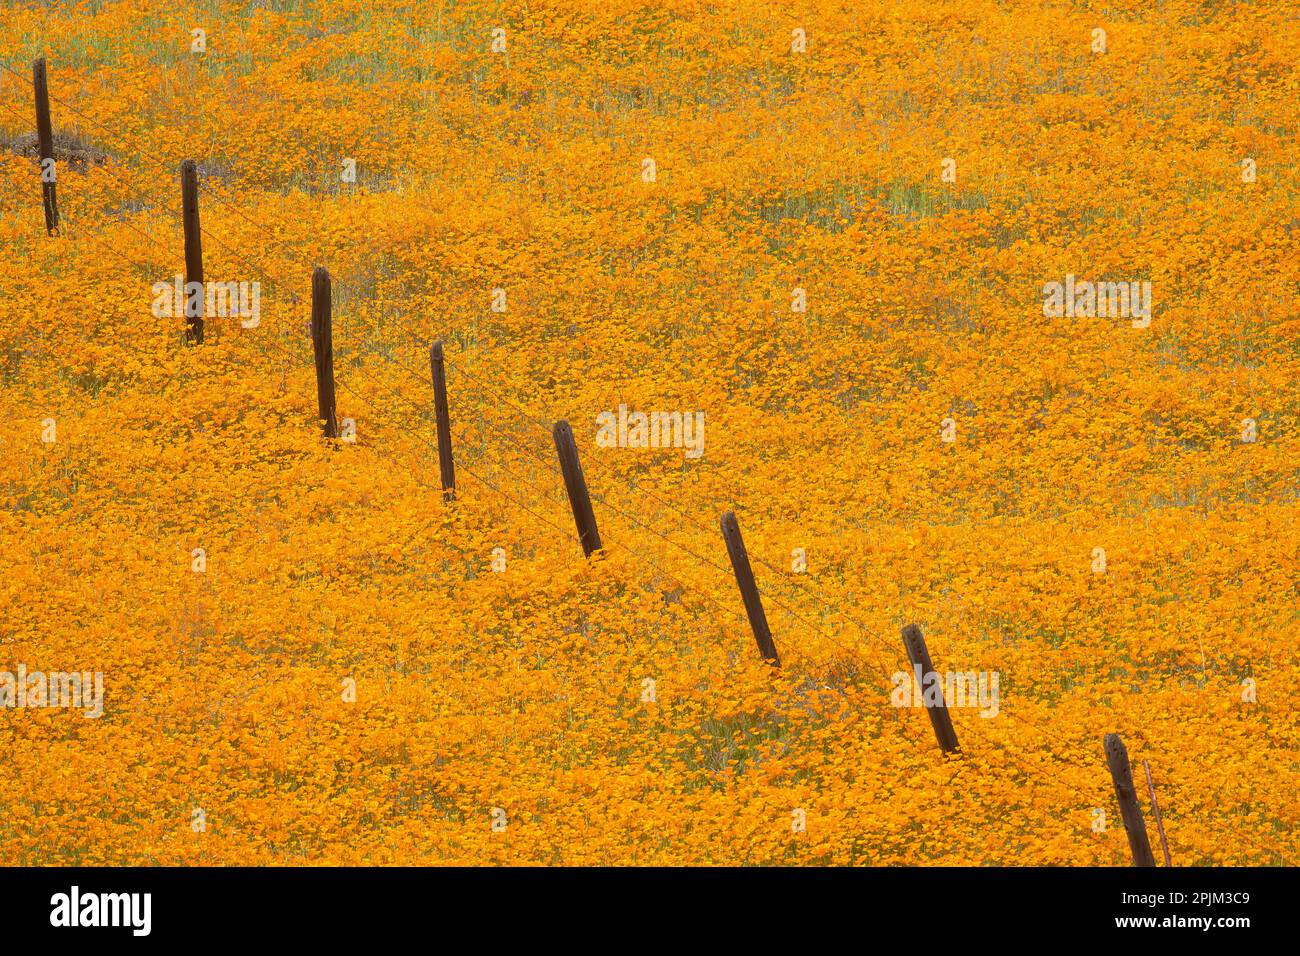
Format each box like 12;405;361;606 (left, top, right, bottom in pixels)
0;0;1297;866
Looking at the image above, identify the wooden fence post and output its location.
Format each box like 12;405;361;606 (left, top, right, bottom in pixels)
310;267;338;438
720;511;780;666
180;159;204;344
1104;733;1157;867
901;623;960;754
428;341;455;500
553;420;601;557
33;58;58;235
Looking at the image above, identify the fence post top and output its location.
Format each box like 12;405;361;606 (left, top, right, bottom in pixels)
430;340;444;360
553;419;572;440
901;622;925;650
1104;732;1126;757
901;623;929;666
720;510;738;535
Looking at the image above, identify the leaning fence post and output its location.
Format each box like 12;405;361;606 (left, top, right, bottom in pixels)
1142;759;1173;867
310;267;338;438
428;341;455;500
1104;733;1157;867
720;511;780;666
901;623;959;754
33;58;58;235
553;420;601;557
180;159;204;344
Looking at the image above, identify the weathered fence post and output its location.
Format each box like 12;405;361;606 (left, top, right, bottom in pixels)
1142;759;1173;867
553;420;601;557
428;341;455;500
180;159;204;344
32;58;58;235
720;511;780;666
1104;733;1157;867
901;623;960;754
310;267;338;438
